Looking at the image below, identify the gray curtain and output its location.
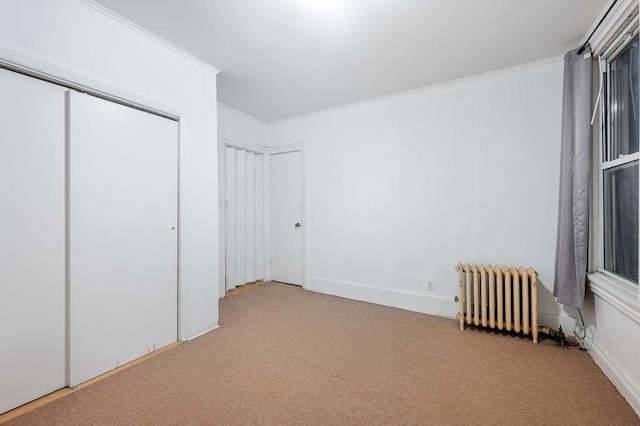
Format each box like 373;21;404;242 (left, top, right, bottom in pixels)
553;46;593;308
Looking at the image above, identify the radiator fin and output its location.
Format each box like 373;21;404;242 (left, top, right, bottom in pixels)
456;263;539;344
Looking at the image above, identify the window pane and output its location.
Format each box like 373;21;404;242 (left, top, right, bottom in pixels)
604;161;639;282
608;35;639;160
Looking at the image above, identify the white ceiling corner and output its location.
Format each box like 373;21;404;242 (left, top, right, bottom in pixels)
94;0;609;122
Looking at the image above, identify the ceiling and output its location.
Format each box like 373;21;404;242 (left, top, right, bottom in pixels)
94;0;608;122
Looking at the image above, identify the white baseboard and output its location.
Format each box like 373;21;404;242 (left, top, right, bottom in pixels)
186;325;219;341
306;276;579;328
588;341;640;417
306;276;458;318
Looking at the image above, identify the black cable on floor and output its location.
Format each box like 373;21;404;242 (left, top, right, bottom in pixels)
574;307;587;341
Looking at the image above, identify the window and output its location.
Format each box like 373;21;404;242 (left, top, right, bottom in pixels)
600;33;639;284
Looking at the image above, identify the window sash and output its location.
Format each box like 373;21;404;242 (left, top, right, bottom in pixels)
604;34;639;162
601;160;639;282
598;33;640;284
602;152;640;170
599;159;639;281
596;268;639;290
602;23;639;61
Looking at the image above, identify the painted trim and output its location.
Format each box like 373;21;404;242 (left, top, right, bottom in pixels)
269;144;306;155
217;136;226;300
176;119;185;341
306;276;458;318
307;276;581;329
0;45;183;120
220;134;269;153
589;340;640;417
601;152;640;170
187;325;220;341
602;22;639;61
77;0;220;75
64;91;71;387
589;273;640;325
307;276;579;332
218;102;268;127
268;55;563;126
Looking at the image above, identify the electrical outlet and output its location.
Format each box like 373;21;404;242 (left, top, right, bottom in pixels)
427;279;435;291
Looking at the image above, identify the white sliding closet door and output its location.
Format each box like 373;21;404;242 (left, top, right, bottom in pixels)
68;92;178;386
0;69;66;414
225;146;265;291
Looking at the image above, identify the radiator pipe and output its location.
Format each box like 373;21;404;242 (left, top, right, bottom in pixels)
538;325;565;343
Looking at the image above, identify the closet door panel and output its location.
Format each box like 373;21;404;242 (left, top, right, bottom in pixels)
68;92;178;386
245;152;256;283
255;154;265;279
0;69;66;413
225;147;237;290
234;150;247;287
223;147;266;292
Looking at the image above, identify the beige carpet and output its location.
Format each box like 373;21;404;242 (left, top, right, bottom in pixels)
6;282;639;425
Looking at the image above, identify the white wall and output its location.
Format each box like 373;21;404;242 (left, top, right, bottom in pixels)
268;58;577;327
583;290;640;415
0;0;220;340
218;102;268;148
581;53;640;413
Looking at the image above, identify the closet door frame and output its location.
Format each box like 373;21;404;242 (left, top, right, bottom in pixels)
0;50;190;343
218;135;269;298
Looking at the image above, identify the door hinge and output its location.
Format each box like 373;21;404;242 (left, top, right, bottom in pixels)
270;258;272;266
224;200;228;209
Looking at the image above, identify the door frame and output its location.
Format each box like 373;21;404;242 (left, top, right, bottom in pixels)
268;144;306;289
218;135;269;298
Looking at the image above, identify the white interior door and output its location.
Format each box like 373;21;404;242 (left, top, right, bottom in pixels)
224;146;265;291
68;92;178;386
0;69;66;413
270;151;303;285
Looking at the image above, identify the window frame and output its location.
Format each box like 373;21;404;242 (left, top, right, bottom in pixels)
589;12;640;319
598;31;639;285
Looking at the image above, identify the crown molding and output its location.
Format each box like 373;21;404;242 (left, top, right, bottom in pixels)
218;102;268;126
268;55;563;126
77;0;220;75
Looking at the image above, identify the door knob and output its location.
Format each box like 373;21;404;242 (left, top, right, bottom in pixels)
295;222;301;229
